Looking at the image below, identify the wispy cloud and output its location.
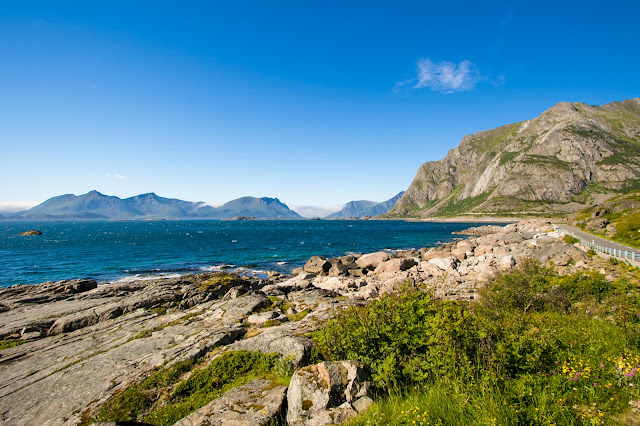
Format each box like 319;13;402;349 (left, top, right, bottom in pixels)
291;204;344;218
396;58;491;94
106;173;127;180
0;201;40;213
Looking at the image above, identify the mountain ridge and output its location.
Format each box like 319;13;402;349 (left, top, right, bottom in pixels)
8;191;302;220
388;98;640;218
326;192;405;218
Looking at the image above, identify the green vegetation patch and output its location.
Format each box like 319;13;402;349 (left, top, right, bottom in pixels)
0;338;28;351
522;154;571;171
314;260;640;425
93;350;285;426
435;191;490;217
563;234;581;245
499;151;519;166
468;122;520;153
198;273;248;292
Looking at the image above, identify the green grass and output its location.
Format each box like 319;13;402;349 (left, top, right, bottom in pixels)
563;234;581;245
311;261;640;425
93;350;289;426
499;151;519;166
198;273;248;292
435;190;491;217
0;339;28;350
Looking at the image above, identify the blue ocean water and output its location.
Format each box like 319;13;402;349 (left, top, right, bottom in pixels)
0;220;486;287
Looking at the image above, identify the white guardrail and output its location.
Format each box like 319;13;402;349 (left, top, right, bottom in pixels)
556;227;640;264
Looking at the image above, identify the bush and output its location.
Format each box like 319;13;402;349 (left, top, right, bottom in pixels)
563;234;581;245
94;351;282;426
313;289;482;390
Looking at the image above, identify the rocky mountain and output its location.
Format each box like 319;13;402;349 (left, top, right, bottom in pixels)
326;192;405;218
202;196;302;220
388;98;640;218
11;191;302;220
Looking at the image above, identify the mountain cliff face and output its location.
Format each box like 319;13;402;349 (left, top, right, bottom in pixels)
326;192;405;218
389;98;640;217
14;191;302;220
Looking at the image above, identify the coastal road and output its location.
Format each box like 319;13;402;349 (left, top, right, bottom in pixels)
555;224;640;266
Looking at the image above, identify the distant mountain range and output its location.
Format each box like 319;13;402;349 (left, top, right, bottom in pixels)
326;192;405;218
6;191;302;220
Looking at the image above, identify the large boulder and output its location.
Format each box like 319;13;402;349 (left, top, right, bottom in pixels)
304;256;332;274
287;360;373;425
227;327;315;367
373;258;417;274
427;256;460;271
355;252;390;269
175;378;287;426
328;263;349;277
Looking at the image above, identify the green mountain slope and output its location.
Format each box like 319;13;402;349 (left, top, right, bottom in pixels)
388;98;640;218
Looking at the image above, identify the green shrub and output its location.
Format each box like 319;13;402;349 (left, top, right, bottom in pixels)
94;351;282;426
563;234;581;245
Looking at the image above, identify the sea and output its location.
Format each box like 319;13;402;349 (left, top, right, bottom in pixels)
0;220;490;287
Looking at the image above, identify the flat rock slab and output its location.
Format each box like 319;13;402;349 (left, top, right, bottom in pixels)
174;378;286;426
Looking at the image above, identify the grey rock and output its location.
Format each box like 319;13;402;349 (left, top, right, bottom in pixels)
355;252;390;269
304;256;331;274
227;327;315;367
373;258;417;274
174;378;286;426
287;360;372;425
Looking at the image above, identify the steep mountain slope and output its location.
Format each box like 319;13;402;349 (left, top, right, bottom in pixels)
14;192;302;220
388;98;640;218
326;192;405;218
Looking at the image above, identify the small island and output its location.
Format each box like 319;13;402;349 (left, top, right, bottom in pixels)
18;230;43;236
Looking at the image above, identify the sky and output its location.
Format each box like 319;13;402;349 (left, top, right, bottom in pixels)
1;1;639;216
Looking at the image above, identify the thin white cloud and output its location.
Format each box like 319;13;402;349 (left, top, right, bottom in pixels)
291;204;344;218
397;58;489;94
106;173;127;180
0;201;40;213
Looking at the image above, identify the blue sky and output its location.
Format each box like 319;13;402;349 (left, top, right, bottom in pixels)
1;1;639;215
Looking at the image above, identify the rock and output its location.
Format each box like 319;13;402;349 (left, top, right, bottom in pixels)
497;255;516;270
246;311;287;325
292;267;305;275
422;250;451;261
373;258;417;274
304;256;331;274
380;276;414;294
266;270;283;279
450;247;467;261
175;378;287;426
355;251;390;269
261;274;315;295
352;396;374;413
227;327;315;366
427;256;459;271
287;360;373;425
18;230;43;236
328;263;349;277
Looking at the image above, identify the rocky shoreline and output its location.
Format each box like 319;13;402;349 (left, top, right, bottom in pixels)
0;219;617;425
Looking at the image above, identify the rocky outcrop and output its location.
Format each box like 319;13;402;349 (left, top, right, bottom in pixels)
287;361;374;425
389;98;640;218
175;379;287;426
18;230;43;236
